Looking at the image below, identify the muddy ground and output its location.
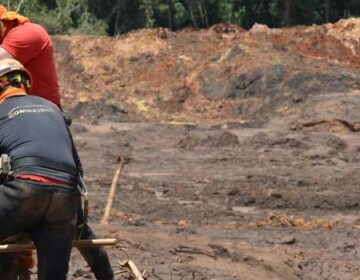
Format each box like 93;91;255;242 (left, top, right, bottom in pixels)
59;117;359;280
28;18;360;279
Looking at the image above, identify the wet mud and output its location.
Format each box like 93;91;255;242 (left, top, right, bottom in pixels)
62;120;360;280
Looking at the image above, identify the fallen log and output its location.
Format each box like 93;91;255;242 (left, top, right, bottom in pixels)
0;238;117;253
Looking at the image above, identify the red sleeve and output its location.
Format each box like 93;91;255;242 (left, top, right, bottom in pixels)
0;23;49;64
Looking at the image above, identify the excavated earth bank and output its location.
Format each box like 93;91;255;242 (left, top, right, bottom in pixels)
41;19;360;279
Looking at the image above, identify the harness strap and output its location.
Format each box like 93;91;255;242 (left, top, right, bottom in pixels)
12;156;77;176
76;175;89;239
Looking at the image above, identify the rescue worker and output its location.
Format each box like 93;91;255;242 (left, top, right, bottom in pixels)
0;7;115;279
0;58;76;279
0;58;112;280
0;5;60;107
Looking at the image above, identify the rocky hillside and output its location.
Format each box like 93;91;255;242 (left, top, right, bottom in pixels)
54;19;360;129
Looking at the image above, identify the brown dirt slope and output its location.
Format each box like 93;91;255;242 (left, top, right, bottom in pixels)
54;19;360;129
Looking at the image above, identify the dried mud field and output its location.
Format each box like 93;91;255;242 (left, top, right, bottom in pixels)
64;119;360;280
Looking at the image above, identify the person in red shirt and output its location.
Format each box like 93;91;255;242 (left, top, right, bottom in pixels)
0;5;60;107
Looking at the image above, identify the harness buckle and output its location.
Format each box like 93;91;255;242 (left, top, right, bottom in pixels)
0;154;13;178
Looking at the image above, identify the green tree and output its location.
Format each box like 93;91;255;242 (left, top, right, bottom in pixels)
140;0;155;28
173;1;188;28
3;0;360;35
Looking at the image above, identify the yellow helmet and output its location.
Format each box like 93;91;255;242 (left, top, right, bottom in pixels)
0;58;32;93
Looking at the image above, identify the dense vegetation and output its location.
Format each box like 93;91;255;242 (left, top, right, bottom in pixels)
5;0;360;35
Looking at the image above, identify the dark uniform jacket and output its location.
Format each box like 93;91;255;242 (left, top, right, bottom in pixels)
0;94;77;184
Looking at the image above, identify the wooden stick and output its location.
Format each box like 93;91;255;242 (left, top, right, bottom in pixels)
118;260;144;280
127;260;144;280
173;245;216;259
0;238;118;253
101;156;125;224
75;238;118;248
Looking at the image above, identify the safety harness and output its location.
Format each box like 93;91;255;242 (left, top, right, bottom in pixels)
63;115;90;239
77;175;89;238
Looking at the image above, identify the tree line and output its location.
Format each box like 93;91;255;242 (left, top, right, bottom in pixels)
5;0;360;35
